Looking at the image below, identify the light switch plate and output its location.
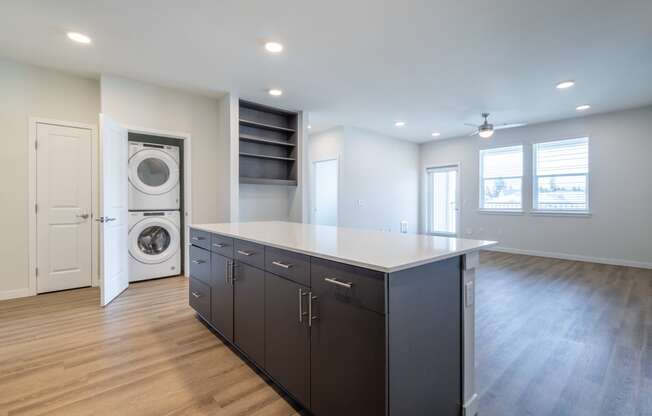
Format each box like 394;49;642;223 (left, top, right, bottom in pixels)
400;221;408;233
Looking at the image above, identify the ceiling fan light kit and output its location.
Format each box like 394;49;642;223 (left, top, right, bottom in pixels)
467;112;524;139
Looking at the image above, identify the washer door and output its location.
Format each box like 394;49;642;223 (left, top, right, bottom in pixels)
128;149;179;195
129;217;180;264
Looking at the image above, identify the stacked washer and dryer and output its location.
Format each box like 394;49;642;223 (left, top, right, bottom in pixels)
128;141;182;282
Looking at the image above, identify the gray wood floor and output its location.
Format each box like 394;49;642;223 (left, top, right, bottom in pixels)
476;251;652;416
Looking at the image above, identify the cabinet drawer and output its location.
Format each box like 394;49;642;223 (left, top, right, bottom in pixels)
234;239;265;269
189;246;211;285
311;257;386;314
189;277;211;321
189;228;211;250
211;234;234;258
265;247;310;286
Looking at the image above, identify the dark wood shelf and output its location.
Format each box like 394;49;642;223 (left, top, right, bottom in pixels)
240;118;296;133
240;152;295;161
240;177;298;186
240;134;296;147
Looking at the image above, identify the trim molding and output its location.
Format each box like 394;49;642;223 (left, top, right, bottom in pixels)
487;246;652;270
0;288;32;301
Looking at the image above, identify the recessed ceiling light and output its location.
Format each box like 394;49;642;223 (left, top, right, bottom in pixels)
265;42;283;53
307;125;312;129
394;121;405;127
268;89;283;96
431;132;441;137
66;32;91;44
576;104;591;111
556;80;575;89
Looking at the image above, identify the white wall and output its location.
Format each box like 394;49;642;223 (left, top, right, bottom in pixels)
309;126;420;233
420;106;652;267
100;75;230;224
0;59;100;299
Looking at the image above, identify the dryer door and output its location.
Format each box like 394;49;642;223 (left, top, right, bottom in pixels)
128;148;179;195
129;217;180;264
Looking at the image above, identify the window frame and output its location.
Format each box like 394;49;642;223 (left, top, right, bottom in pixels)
478;145;524;213
532;137;590;214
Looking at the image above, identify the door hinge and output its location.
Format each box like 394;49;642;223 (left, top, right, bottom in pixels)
35;267;38;277
35;140;38;150
35;203;38;214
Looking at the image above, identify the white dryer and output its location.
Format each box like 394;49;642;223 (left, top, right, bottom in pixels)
128;142;180;210
128;211;181;282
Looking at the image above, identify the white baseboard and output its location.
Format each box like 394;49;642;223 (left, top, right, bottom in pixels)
486;246;652;270
0;288;32;301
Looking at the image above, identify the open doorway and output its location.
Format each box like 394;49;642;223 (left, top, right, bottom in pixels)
312;159;339;226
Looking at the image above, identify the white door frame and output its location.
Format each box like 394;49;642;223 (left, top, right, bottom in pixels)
28;118;99;297
124;124;192;276
310;157;340;225
425;163;462;237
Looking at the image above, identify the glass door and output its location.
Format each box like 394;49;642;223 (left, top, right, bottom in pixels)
427;165;460;236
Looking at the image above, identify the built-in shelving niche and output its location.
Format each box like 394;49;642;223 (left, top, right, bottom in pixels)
239;100;298;186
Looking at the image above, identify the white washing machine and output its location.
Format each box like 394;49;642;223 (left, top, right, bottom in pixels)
128;211;181;282
128;141;180;210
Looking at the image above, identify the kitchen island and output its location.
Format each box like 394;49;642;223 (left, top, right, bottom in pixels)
188;221;495;416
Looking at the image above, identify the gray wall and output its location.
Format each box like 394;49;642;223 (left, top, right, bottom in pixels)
420;106;652;267
0;59;100;298
309;126;420;233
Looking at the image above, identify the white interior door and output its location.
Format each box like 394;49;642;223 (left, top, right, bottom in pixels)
313;159;338;226
36;123;93;293
99;114;129;306
427;165;460;236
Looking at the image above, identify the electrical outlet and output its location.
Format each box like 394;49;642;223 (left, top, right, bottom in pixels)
400;221;408;233
356;199;365;208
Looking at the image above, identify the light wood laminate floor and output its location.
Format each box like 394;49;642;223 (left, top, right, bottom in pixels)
1;252;650;416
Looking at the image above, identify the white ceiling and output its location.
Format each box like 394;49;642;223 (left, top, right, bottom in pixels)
1;0;651;142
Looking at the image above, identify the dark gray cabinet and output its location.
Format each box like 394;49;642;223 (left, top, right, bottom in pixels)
210;252;233;342
189;228;465;416
309;263;386;416
265;272;310;406
233;262;265;366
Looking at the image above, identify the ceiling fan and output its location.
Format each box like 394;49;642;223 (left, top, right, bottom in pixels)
465;113;526;139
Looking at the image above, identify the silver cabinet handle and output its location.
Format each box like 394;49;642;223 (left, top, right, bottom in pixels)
229;260;237;286
76;213;90;219
225;260;230;285
95;217;116;223
272;261;292;269
191;292;201;299
191;236;205;241
324;277;353;289
237;250;253;256
308;292;318;327
213;243;226;248
191;259;206;265
298;289;308;323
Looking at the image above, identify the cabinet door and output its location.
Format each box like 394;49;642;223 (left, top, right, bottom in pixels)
310;277;386;416
265;272;309;407
211;252;233;342
234;262;265;366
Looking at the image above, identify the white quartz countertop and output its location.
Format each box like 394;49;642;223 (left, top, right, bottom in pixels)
190;221;496;273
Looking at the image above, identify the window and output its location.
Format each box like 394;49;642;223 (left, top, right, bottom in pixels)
479;146;523;211
533;137;589;212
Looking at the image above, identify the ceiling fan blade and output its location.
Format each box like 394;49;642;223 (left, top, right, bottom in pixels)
469;130;479;136
463;123;478;127
494;123;527;130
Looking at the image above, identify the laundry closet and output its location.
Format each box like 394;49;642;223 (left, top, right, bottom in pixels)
127;133;185;282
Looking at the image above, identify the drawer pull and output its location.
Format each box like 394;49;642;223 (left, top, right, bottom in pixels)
272;260;293;269
191;236;205;241
191;260;206;265
213;243;226;248
237;250;254;256
324;277;353;289
191;292;201;299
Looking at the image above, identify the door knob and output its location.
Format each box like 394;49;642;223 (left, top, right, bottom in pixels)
76;213;90;220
